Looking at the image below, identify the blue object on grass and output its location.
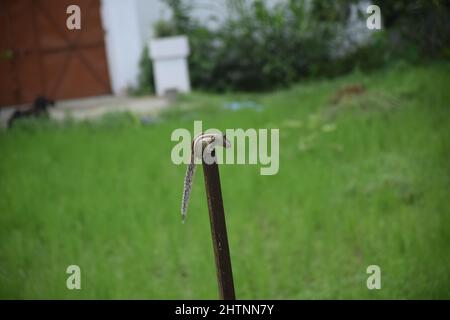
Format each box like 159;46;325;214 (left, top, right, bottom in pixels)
223;101;263;111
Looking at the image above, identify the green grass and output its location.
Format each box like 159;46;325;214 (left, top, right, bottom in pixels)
1;62;449;299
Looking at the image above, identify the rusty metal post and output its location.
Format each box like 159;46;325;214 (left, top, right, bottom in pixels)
181;133;235;299
202;156;235;300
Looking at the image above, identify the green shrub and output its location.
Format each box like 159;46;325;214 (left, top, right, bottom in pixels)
129;46;154;96
148;0;450;92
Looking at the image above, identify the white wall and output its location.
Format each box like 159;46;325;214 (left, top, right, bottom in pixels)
101;0;143;94
135;0;171;42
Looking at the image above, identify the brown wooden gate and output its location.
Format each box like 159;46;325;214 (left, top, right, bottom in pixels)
0;0;111;107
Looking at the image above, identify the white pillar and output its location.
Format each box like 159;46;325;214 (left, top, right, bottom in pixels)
149;36;191;96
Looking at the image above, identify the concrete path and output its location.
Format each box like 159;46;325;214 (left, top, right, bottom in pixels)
0;95;169;128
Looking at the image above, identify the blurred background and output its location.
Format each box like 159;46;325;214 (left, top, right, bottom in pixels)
0;0;449;299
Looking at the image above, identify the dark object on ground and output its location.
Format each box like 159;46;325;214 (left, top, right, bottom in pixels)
330;84;366;105
7;96;55;128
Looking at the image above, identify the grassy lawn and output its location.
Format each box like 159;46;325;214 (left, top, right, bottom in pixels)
0;62;449;299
